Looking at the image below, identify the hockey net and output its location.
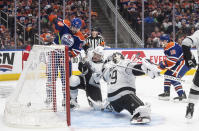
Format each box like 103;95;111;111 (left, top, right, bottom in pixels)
4;45;70;128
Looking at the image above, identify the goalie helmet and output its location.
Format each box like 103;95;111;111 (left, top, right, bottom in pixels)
112;52;124;64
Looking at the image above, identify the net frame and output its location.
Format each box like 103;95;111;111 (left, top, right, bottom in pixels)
3;45;71;128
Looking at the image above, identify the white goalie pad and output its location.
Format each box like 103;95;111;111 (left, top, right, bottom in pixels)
133;103;151;118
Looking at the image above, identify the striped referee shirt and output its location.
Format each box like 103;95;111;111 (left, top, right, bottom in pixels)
85;35;105;50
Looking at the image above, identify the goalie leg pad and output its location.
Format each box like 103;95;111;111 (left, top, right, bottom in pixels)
131;103;151;124
133;103;151;118
110;94;144;114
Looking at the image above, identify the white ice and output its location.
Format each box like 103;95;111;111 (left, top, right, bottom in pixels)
1;75;199;131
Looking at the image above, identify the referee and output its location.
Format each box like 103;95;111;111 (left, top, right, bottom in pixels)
83;27;105;52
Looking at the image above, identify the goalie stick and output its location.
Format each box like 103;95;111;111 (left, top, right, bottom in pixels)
110;63;185;83
135;52;178;72
134;53;186;82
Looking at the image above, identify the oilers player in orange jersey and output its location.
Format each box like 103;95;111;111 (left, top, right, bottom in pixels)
158;35;191;101
53;17;85;57
45;17;85;107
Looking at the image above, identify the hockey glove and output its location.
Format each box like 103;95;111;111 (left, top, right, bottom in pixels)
78;62;88;74
182;45;197;68
186;58;197;68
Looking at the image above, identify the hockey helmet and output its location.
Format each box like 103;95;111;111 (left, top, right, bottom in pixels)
160;34;170;47
112;52;124;64
71;18;82;29
92;46;104;62
93;46;104;56
160;34;170;42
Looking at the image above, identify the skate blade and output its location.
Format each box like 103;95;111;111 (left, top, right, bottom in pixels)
172;98;188;103
158;97;170;101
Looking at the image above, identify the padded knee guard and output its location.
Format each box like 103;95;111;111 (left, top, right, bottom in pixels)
70;75;81;87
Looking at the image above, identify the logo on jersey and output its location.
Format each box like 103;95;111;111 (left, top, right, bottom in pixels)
0;52;15;72
61;34;74;47
170;49;176;55
121;51;146;63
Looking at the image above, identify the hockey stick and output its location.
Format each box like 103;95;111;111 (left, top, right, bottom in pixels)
79;53;87;86
135;52;178;72
134;53;186;82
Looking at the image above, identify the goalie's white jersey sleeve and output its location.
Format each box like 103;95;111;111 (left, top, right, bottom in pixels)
103;59;136;101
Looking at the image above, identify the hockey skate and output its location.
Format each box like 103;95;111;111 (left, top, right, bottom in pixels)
173;92;187;102
158;91;170;101
185;103;194;119
70;98;79;110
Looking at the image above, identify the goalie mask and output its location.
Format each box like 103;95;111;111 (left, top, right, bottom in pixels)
92;46;104;62
112;52;124;64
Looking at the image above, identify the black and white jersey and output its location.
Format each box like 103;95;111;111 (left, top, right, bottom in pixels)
103;59;137;102
79;50;104;87
85;35;105;50
186;30;199;56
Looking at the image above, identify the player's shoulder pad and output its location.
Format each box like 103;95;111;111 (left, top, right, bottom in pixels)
74;31;85;41
63;19;71;27
165;42;175;50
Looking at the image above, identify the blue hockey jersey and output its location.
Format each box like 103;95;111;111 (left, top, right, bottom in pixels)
53;19;85;57
159;42;189;77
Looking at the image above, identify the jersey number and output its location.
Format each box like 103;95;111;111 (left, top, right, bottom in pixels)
110;70;117;84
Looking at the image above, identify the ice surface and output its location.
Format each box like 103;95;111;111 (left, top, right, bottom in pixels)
1;75;199;131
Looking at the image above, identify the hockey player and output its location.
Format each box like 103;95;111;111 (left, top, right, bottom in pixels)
53;17;85;57
181;30;198;119
69;46;104;110
101;52;159;124
45;17;85;106
158;35;190;101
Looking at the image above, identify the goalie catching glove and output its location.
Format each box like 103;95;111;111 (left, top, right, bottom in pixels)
141;58;161;79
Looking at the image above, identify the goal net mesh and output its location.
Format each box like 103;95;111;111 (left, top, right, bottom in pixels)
4;45;70;128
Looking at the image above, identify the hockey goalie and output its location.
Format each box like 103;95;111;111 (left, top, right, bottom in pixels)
101;52;160;124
